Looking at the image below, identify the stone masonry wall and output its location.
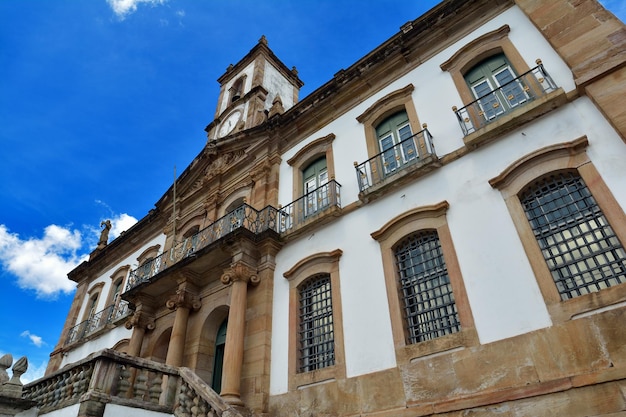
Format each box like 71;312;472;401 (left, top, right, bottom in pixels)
514;0;626;142
268;307;626;416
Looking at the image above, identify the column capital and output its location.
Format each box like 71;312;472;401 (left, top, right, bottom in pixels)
220;261;260;286
166;287;202;311
125;310;155;331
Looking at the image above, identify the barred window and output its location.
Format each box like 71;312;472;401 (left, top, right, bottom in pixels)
520;171;626;300
298;274;334;372
394;231;460;344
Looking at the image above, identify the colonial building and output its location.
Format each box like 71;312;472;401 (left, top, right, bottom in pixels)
18;0;626;416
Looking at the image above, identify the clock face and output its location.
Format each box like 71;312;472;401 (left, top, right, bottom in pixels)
218;110;242;138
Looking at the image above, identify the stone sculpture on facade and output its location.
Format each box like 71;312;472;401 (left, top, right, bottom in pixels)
97;220;112;249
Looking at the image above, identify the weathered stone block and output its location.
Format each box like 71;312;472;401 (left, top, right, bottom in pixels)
356;367;405;413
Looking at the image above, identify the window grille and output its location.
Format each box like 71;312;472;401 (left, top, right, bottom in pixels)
394;231;460;344
520;172;626;300
298;274;334;372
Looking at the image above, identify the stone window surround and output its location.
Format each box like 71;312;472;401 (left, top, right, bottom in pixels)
440;24;531;108
371;201;478;364
136;244;161;268
286;133;336;200
229;75;247;103
106;265;130;307
489;136;626;323
220;187;252;217
83;282;105;321
356;84;422;161
283;249;346;391
177;213;204;241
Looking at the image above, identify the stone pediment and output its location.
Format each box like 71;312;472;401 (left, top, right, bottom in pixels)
159;131;270;211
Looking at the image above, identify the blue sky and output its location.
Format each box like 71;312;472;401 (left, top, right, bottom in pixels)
0;0;624;383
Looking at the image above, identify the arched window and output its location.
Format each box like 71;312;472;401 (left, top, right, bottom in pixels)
464;53;527;120
302;156;328;215
110;278;123;307
394;230;460;344
376;110;416;174
371;202;476;361
489;136;626;320
212;320;228;393
298;273;334;372
229;76;245;102
225;196;246;230
133;244;161;284
108;275;129;321
82;283;104;322
181;225;201;255
136;256;155;281
283;249;345;389
519;171;626;300
85;294;99;320
83;293;101;335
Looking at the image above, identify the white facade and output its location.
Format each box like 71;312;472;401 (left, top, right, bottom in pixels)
269;5;626;394
59;233;166;368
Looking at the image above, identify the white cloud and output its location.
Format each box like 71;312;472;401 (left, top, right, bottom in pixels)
107;0;168;20
20;358;48;385
0;212;137;298
20;331;45;348
0;351;47;384
0;225;80;298
110;213;139;239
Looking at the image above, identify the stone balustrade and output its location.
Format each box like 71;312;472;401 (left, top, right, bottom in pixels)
0;353;36;416
22;349;247;417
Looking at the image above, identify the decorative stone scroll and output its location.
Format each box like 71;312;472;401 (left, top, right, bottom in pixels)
125;310;156;331
220;262;260;287
166;288;202;311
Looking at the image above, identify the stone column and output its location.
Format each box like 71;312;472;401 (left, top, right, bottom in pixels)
125;305;155;357
165;282;201;367
219;262;260;405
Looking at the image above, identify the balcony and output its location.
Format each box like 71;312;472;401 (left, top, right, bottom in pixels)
354;128;439;200
453;60;565;148
65;300;130;346
126;204;281;291
279;179;342;236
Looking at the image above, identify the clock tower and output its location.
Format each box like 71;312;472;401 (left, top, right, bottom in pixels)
206;36;304;140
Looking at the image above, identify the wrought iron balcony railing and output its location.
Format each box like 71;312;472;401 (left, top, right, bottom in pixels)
453;60;558;136
355;128;435;192
278;179;341;232
126;204;281;291
65;300;130;346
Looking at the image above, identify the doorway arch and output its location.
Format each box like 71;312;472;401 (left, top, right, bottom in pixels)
212;319;228;393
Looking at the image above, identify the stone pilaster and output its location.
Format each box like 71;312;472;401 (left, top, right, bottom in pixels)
46;277;90;374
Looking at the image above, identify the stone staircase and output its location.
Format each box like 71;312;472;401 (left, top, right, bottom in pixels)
18;349;253;417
